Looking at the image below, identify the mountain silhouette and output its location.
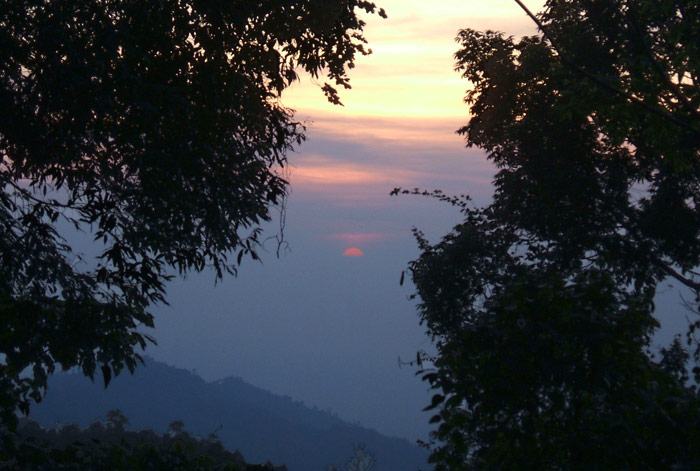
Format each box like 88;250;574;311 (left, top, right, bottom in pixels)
29;358;430;471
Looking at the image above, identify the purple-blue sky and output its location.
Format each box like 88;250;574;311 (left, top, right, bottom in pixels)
147;0;692;442
148;125;491;440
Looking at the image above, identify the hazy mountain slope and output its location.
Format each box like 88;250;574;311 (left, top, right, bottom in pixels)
30;358;429;471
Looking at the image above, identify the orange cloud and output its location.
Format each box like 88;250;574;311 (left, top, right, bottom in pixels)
292;162;391;186
299;115;466;150
288;143;495;204
289;154;426;201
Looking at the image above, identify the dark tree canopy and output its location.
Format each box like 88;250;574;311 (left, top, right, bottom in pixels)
4;412;271;470
407;0;700;469
0;0;385;427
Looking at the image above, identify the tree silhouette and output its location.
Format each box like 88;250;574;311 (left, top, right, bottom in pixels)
4;412;269;470
327;445;375;471
0;0;385;427
407;0;700;469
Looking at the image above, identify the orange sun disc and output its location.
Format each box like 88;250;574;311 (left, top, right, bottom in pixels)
343;247;364;257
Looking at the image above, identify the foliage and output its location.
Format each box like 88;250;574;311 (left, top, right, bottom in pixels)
407;0;700;469
1;411;282;470
327;445;375;471
344;446;375;471
0;0;385;427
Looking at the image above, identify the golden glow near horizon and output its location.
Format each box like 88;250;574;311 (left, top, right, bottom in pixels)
284;0;542;121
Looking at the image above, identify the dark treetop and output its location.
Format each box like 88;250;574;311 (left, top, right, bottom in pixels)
404;1;700;469
0;0;385;427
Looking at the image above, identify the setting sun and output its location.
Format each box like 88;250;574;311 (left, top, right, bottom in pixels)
343;247;365;257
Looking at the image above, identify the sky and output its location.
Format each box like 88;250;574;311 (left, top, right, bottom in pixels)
145;0;691;443
146;0;545;442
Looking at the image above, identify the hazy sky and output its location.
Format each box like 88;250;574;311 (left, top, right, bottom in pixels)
148;1;541;442
146;0;691;443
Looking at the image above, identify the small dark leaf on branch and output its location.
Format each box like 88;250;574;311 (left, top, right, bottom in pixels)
101;365;112;388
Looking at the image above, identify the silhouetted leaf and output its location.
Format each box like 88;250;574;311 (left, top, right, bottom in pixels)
101;365;111;389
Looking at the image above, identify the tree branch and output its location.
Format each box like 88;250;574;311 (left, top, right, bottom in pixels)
658;262;700;293
7;180;81;211
511;0;700;136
